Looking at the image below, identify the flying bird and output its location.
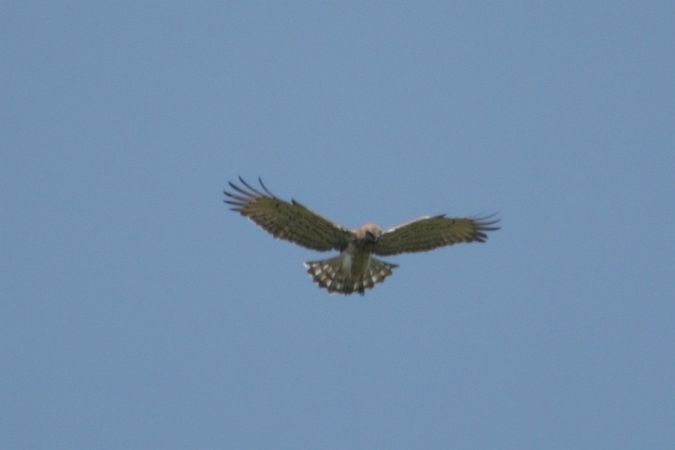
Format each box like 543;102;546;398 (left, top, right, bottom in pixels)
224;177;499;295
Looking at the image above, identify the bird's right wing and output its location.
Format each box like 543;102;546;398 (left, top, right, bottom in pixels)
224;177;352;252
373;214;500;256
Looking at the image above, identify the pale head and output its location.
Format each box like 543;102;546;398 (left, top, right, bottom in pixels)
353;223;384;242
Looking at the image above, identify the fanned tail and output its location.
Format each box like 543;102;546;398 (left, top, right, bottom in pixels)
304;256;398;295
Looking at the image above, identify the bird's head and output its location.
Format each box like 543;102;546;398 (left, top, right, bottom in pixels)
357;223;383;243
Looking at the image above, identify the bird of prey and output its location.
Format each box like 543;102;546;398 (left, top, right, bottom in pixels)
224;177;499;295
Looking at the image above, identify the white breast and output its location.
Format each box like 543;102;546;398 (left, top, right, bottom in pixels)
341;253;352;271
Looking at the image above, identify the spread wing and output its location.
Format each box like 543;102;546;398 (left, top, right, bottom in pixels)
224;177;352;252
373;214;500;256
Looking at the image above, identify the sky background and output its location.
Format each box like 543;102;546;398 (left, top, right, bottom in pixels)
3;2;674;449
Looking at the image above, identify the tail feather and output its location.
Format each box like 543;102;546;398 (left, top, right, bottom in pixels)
304;255;398;295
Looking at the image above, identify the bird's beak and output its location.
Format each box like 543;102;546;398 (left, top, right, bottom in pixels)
365;231;377;242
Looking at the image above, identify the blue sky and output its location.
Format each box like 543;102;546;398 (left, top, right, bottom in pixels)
3;2;674;449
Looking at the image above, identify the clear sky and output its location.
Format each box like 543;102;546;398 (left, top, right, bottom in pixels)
3;2;674;449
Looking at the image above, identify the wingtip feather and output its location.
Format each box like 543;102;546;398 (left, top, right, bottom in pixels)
238;176;266;196
258;177;275;197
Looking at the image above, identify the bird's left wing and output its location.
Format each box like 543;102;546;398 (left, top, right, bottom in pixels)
373;215;500;256
224;177;352;252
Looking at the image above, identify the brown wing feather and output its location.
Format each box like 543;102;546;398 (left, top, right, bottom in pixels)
224;177;352;252
373;214;500;256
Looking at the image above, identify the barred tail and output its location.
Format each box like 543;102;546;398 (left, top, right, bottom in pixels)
304;256;398;295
